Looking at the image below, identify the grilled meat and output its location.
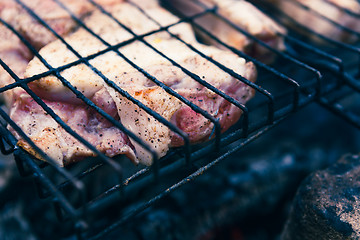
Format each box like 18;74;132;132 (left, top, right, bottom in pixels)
0;0;120;50
11;88;137;166
168;0;286;63
25;2;197;103
0;24;32;108
266;0;360;43
0;0;132;166
0;0;122;105
0;10;137;166
20;2;256;166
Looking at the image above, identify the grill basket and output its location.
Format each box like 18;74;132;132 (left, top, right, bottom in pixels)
0;0;359;239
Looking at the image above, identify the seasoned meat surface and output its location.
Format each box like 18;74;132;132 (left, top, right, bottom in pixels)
11;88;136;166
169;0;286;63
0;0;122;106
0;0;121;50
0;6;137;166
21;2;256;166
25;2;198;103
0;24;31;107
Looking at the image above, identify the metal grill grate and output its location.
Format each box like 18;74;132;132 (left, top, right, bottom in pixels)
0;0;359;239
248;0;360;130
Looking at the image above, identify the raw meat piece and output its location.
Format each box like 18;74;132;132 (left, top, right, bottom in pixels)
23;2;256;165
266;0;360;43
0;0;120;49
168;0;287;63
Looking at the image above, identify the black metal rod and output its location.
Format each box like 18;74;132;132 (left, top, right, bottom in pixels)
318;97;360;129
290;0;360;37
78;64;345;220
23;153;81;221
263;2;360;53
0;1;356;239
129;0;250;136
324;0;360;18
12;0;156;171
85;118;286;240
84;0;222;151
81;89;319;217
0;124;16;155
165;0;325;117
282;34;345;74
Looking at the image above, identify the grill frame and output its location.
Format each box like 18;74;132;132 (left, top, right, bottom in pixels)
0;0;359;239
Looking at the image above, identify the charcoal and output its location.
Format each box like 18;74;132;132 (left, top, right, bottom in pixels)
282;154;360;240
0;104;359;240
0;202;37;240
100;104;360;240
0;154;16;193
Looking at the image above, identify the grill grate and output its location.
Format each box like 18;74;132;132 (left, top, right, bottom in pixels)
0;0;359;239
249;0;360;131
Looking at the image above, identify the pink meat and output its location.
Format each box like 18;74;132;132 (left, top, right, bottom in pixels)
0;0;121;50
9;88;136;166
170;79;254;146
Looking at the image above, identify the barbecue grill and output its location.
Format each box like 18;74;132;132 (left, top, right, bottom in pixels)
0;0;359;239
